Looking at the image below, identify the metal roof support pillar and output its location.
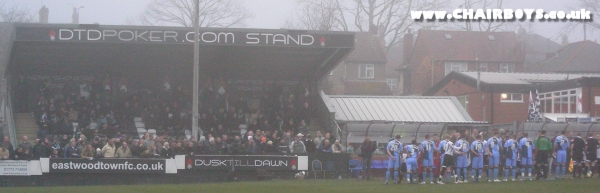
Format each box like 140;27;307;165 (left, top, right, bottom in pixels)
586;123;597;137
414;123;424;141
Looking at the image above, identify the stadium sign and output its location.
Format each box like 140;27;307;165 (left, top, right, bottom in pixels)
186;155;308;170
15;26;354;48
49;158;166;174
0;160;30;176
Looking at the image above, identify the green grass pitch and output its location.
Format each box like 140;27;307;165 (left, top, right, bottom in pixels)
1;178;599;193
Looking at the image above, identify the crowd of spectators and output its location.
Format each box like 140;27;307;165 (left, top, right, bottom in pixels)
1;74;343;159
0;130;341;160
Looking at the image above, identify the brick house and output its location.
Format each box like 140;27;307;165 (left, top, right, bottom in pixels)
530;40;600;73
323;32;390;95
400;30;525;95
424;72;600;124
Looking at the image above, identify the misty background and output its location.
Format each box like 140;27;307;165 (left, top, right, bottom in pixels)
3;0;599;43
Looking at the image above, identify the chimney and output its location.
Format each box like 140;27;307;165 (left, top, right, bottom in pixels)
72;8;79;24
378;23;385;46
561;35;569;46
403;29;414;65
39;6;49;23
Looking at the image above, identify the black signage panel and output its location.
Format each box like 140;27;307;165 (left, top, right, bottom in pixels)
49;158;166;174
185;155;308;170
15;26;354;48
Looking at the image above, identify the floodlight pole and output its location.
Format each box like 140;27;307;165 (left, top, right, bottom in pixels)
192;0;200;141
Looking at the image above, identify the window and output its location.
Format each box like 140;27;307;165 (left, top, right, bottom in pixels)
539;88;579;114
457;95;468;110
479;63;488;72
488;35;495;41
386;78;398;91
500;93;523;103
445;34;452;40
500;63;515;73
444;61;468;75
329;71;334;76
358;64;374;79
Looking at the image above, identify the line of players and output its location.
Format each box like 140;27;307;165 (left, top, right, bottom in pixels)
384;130;599;184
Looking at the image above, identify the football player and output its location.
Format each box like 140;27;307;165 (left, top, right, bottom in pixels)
503;135;518;181
571;133;586;178
471;135;485;182
455;133;470;183
486;130;502;182
420;134;436;184
385;135;403;184
585;133;599;177
518;132;534;180
405;140;419;184
554;131;570;180
437;134;449;184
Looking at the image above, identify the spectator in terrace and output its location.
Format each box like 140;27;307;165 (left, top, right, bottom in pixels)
76;139;88;154
216;137;227;154
0;145;10;160
264;141;278;154
243;131;254;145
81;145;96;159
19;136;32;152
319;140;332;153
64;141;81;158
314;131;324;147
215;125;225;139
32;138;52;159
131;140;146;157
1;137;14;159
58;119;72;136
247;139;258;155
281;132;292;147
283;118;295;133
116;142;132;158
91;138;103;151
290;133;306;154
270;133;281;147
50;149;60;158
228;136;243;155
68;107;78;122
141;145;160;158
304;134;317;153
206;137;217;154
299;102;310;125
100;139;116;158
325;133;335;144
332;140;344;153
346;143;354;154
18;148;32;160
160;142;173;159
172;142;185;155
144;133;155;149
185;141;199;156
13;147;23;160
59;135;69;151
297;120;308;136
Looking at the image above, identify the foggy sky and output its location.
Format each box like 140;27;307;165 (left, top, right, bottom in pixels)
5;0;599;43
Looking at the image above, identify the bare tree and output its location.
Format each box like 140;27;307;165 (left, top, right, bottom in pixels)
129;0;252;27
284;0;349;31
446;0;520;32
285;0;450;53
561;0;600;40
0;2;35;22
